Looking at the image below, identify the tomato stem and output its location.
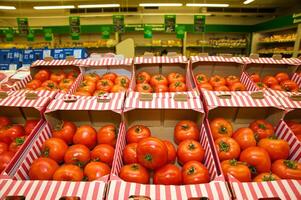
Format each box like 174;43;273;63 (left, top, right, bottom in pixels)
284;160;297;169
181;125;189;130
218;126;228;134
219;141;230;152
144;154;152;162
188;143;196;150
131;164;140;170
15;137;25;146
258;124;266;130
187;166;195;175
249;166;257;175
262;172;276;182
41;147;49;157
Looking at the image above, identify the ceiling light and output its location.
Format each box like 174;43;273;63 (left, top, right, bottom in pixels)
33;5;75;10
139;3;183;7
78;4;120;8
0;6;16;10
243;0;255;4
186;3;229;7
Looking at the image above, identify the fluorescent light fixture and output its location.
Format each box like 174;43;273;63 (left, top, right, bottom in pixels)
0;6;16;10
78;4;120;8
186;3;229;7
243;0;255;4
33;5;75;10
139;3;183;7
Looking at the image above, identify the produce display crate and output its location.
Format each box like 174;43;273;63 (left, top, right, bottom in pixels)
107;92;231;200
0;92;125;199
202;90;301;200
241;56;301;97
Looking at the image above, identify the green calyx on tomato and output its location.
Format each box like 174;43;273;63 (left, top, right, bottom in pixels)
197;76;204;82
229;159;248;166
188;143;196;151
262;172;277;181
219;141;230;152
72;158;85;168
135;126;142;133
181;124;189;130
268;135;278;140
218;126;228;134
121;79;127;87
284;160;298;169
249;165;257;175
187;166;196;175
138;76;145;81
83;176;89;181
102;81;108;86
174;82;182;87
142;85;149;90
131;164;140;170
258;124;266;130
15;137;25;146
144;154;153;162
156;76;163;81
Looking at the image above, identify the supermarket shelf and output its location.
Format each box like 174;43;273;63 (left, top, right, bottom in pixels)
187;45;246;49
258;51;294;54
258;40;295;44
135;45;182;48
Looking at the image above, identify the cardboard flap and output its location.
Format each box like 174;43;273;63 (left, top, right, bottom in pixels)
241;57;299;66
134;56;188;64
0;91;8;99
190;55;243;64
31;59;82;67
0;95;49;110
278;96;301;109
80;58;133;67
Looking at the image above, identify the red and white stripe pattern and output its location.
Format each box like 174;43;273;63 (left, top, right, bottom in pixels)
190;56;243;64
241;57;300;65
80;58;133;66
134;56;188;64
127;90;199;99
6;89;58;99
9;74;32;91
240;72;260;91
32;59;83;67
267;89;301;98
278;96;301;109
292;73;301;86
0;95;50;110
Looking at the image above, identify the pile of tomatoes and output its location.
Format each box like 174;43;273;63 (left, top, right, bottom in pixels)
75;72;130;96
29;122;117;181
250;72;300;92
210;118;301;182
135;71;187;93
286;120;301;141
26;69;78;92
119;121;210;185
0;116;39;172
195;73;246;91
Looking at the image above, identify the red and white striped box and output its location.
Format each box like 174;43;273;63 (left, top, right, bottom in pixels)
241;57;301;97
0;93;125;200
202;91;301;199
107;92;231;200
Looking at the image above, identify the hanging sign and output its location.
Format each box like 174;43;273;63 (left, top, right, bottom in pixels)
17;18;29;35
194;15;206;32
4;28;14;42
176;25;185;39
113;15;124;32
27;29;35;42
69;16;80;40
165;15;176;32
101;26;111;39
44;28;53;41
144;25;152;38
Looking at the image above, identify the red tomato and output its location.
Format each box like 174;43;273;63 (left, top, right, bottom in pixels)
126;125;151;144
119;163;150;184
96;79;114;92
281;80;299;92
256;82;268;90
115;75;130;88
53;164;83;181
154;84;169;93
229;82;246;91
182;161;210;184
84;73;100;83
215;137;241;161
24;119;39;135
169;81;187;92
9;136;26;153
78;80;96;94
41;80;58;90
210;118;233;140
0;127;9;144
163;140;177;163
239;146;271;175
198;83;213;91
253;172;281;182
97;125;117;147
135;83;153;93
74;91;91;96
34;70;51;82
174;120;199;145
4;125;25;144
263;76;278;87
41;138;68;163
270;84;283;91
167;73;185;84
287;122;301;135
250;73;261;83
249;119;274;139
258;137;290;161
195;73;208;85
209;75;226;87
275;72;289;83
52;121;77;145
150;74;168;87
84;161;110;181
59;78;74;89
226;75;240;86
64;144;90;167
232;128;256;150
91;144;115;166
73;125;97;149
154;164;182;185
102;73;117;82
177;139;205;165
0;116;10;129
0;142;8;154
110;85;126;93
50;72;66;83
0;151;14;172
136;71;151;84
67;70;79;80
29;157;59;180
93;90;107;96
214;85;230;91
123;143;138;164
271;159;301;180
221;159;251;182
136;137;168;170
26;80;42;90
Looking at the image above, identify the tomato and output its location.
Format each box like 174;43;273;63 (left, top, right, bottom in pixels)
229;82;246;91
249;119;274;139
91;144;115;166
35;86;48;91
135;83;153;93
195;73;208;85
182;161;210;184
0;127;9;144
102;73;117;82
154;164;182;185
73;125;97;149
198;83;213;91
250;73;261;83
74;91;91;96
167;73;185;84
4;125;25;144
84;161;110;181
78;80;96;94
0;142;8;154
232;128;256;150
163;140;177;164
53;164;84;181
239;146;271;175
281;80;299;92
256;82;268;90
214;85;230;91
210;118;233;140
64;144;90;167
84;73;100;83
34;70;51;82
258;137;290;161
177;139;205;165
0;151;14;172
110;85;126;93
67;70;79;80
123;143;138;164
97;125;117;147
270;84;283;91
271;159;301;180
119;163;150;184
150;74;168;87
41;138;68;163
253;172;281;182
215;137;241;161
137;71;151;84
93;90;107;96
59;78;74;89
136;137;168;170
126;125;151;144
296;134;301;141
174;120;199;145
29;157;59;180
26;80;42;90
209;75;226;87
221;159;251;182
263;76;278;87
287;123;301;135
226;75;240;86
0;117;10;129
9;136;26;153
154;84;169;93
50;72;66;83
115;75;130;88
169;81;187;92
275;72;289;83
52;121;77;145
96;79;114;92
24;119;39;135
41;80;58;90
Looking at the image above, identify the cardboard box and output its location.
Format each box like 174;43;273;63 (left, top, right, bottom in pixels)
202;90;301;200
107;93;231;200
0;93;124;199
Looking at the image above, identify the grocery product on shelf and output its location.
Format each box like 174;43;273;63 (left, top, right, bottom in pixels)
259;33;296;43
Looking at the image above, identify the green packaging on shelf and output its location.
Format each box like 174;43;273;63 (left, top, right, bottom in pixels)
164;15;176;32
144;25;152;39
176;25;185;39
27;29;35;42
43;28;52;41
101;26;111;39
4;28;14;42
17;17;29;36
194;15;206;33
